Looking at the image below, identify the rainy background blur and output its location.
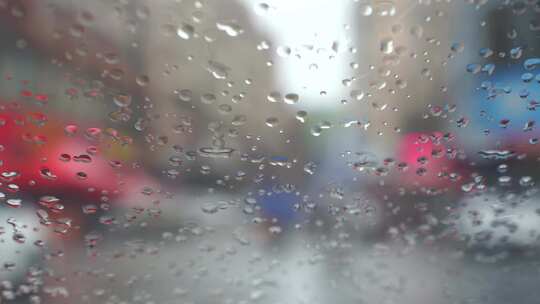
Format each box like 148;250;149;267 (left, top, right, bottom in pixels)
2;0;540;303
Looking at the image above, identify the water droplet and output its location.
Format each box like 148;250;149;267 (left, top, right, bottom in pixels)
524;58;540;70
374;1;396;16
216;21;244;37
82;204;98;214
451;42;464;53
113;94;132;107
64;124;78;136
380;38;394;54
466;63;482;74
232;115;247;126
296;111;307;123
284;93;299;105
0;171;19;182
5;198;21;208
206;61;230;79
254;2;271;15
498;175;512;185
73;154;92;163
177;89;193;102
198;147;234;159
201;93;216;104
478;149;516;160
510;46;523;59
177;23;195;40
311;126;323;137
201;202;221;214
350;90;365;101
276;46;292;57
479;47;493;58
359;4;373;16
12;232;25;244
136;75;149;87
303;162;317;175
40;168;57;180
267;91;282;103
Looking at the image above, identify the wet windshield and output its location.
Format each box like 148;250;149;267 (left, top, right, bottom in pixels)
1;1;540;303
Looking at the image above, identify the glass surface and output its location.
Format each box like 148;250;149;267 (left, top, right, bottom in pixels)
1;0;540;303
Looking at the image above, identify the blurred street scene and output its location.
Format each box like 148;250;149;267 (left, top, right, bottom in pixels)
2;0;540;303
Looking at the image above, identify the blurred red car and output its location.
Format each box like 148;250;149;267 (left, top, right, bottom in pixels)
0;101;159;239
394;131;466;191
